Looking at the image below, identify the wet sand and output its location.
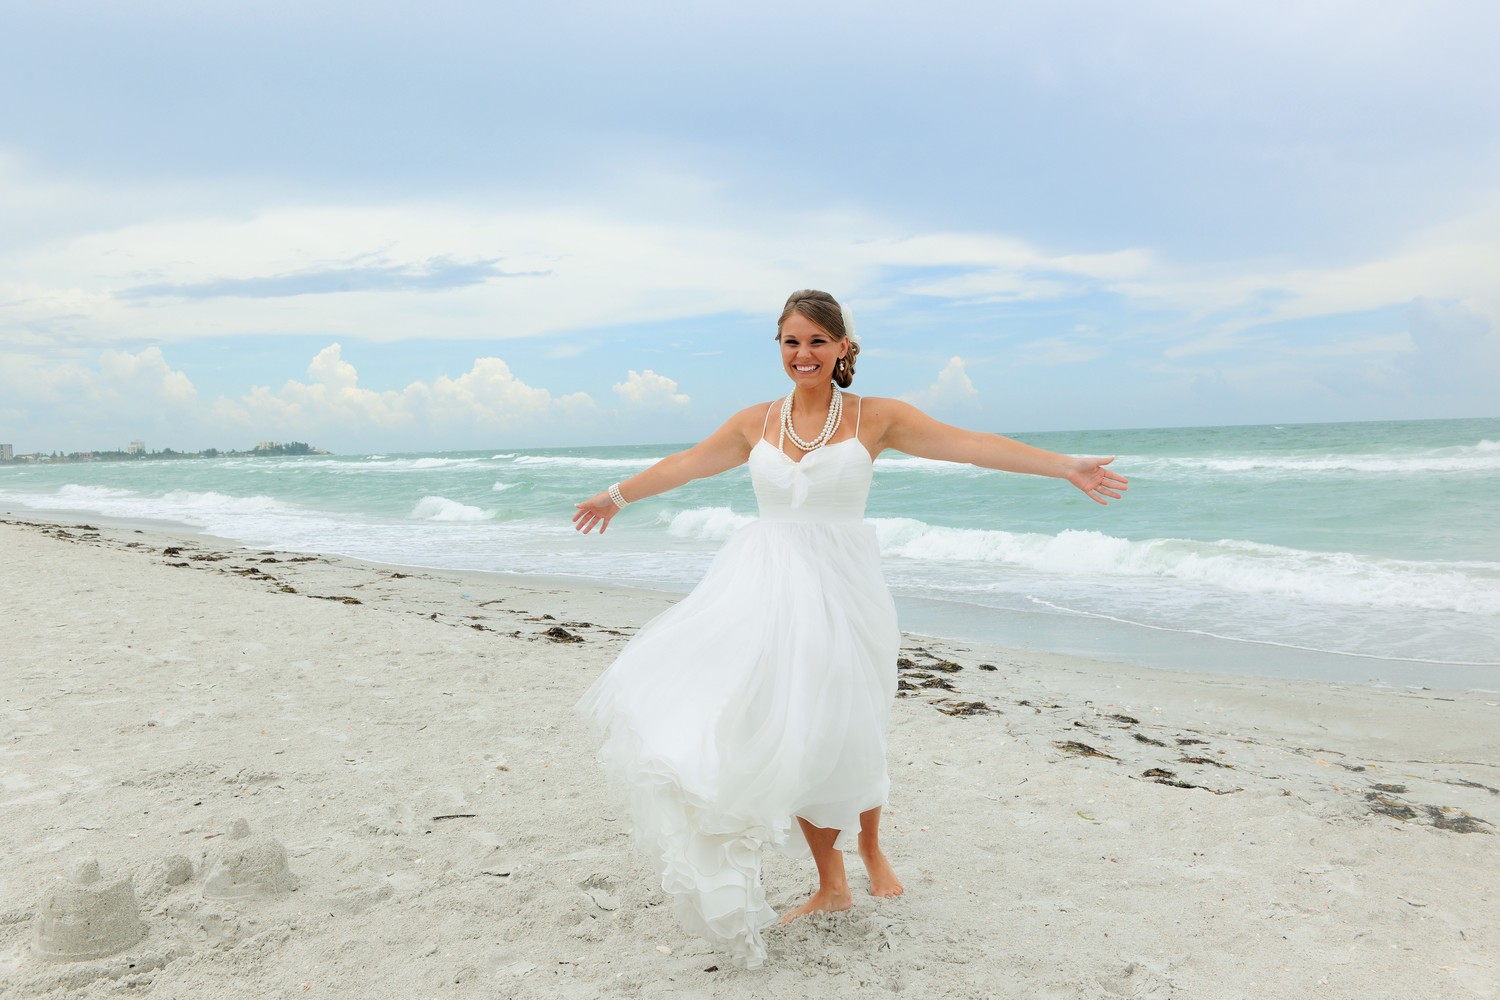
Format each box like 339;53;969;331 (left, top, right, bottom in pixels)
1;517;1496;999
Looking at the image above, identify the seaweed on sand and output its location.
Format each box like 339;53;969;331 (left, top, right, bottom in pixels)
1140;768;1239;794
1056;741;1118;761
1181;755;1234;769
1365;792;1417;821
1424;805;1493;834
935;701;997;718
1142;768;1195;789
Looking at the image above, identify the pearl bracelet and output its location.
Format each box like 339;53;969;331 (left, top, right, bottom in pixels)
608;482;630;509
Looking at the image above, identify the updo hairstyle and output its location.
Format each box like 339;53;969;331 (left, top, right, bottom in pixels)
776;289;860;388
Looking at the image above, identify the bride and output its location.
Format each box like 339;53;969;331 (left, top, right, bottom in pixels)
573;289;1127;967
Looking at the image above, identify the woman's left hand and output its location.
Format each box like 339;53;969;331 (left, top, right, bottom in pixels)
573;493;621;534
1066;456;1129;505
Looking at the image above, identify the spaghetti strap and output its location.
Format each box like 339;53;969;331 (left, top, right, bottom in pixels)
854;396;863;437
761;402;776;443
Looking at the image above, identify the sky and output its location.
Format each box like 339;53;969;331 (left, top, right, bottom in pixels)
2;0;1497;454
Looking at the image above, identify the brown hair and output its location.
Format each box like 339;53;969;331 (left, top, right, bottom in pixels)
776;289;860;388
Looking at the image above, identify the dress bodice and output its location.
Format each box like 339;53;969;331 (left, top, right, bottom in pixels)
748;438;873;522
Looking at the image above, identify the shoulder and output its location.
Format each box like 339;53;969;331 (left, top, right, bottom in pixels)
850;396;921;424
735;400;780;424
714;401;780;441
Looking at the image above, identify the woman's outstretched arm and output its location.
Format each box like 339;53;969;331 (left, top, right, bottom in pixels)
868;398;1129;505
572;403;768;534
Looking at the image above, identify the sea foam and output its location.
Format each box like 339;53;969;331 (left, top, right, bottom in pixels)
869;519;1500;615
664;506;756;541
410;496;492;521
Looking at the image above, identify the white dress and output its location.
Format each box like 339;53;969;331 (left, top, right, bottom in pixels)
575;402;899;967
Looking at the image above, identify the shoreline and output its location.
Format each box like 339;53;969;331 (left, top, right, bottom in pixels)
2;517;1497;997
7;504;1492;694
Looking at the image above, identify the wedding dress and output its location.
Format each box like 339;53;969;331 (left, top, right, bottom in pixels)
575;400;898;967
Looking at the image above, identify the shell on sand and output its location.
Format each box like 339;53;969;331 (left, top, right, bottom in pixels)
31;859;147;963
203;819;299;900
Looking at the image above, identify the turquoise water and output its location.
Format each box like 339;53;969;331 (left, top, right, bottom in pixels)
4;417;1496;689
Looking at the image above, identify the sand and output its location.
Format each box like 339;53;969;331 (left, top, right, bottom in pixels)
0;516;1496;999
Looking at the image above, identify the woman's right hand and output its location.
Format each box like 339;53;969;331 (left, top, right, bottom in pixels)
573;492;622;534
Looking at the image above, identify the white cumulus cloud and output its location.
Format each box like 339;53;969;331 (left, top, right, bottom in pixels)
901;357;978;409
613;369;690;409
217;344;596;439
96;346;198;406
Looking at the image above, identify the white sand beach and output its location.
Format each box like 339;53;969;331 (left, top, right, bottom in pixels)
1;516;1496;999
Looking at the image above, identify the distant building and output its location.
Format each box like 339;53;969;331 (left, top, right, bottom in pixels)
0;443;12;461
255;440;281;451
127;440;146;454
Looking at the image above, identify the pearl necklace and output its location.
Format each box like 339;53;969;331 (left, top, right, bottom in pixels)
780;386;843;452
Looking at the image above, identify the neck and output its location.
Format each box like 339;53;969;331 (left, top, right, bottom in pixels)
790;382;836;411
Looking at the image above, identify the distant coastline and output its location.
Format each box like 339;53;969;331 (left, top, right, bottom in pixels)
0;441;329;464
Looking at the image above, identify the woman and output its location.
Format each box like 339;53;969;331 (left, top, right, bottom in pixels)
573;289;1127;967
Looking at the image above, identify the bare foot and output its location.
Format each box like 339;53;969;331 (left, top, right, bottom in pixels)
780;885;853;923
859;847;905;898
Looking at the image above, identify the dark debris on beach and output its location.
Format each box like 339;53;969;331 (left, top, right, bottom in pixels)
10;515;1496;840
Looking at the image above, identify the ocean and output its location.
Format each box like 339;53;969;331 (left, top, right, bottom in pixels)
3;417;1496;690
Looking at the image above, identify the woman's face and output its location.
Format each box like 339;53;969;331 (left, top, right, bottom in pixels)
778;312;847;390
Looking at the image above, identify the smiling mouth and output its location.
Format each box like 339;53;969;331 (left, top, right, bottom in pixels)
793;364;819;372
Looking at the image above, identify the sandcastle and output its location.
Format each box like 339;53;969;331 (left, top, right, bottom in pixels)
203;819;299;899
31;858;147;963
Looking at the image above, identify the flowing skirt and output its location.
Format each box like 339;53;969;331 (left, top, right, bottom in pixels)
575;518;899;966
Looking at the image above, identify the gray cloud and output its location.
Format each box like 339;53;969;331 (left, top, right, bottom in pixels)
116;257;549;301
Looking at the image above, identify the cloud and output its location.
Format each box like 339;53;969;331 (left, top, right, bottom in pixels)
96;346;198;406
418;358;595;426
613;369;690;409
1396;299;1500;408
864;233;1155;304
116;256;547;301
1016;337;1106;367
0;345;198;410
0;345;203;449
0;195;856;349
901;356;978;409
217;344;596;437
